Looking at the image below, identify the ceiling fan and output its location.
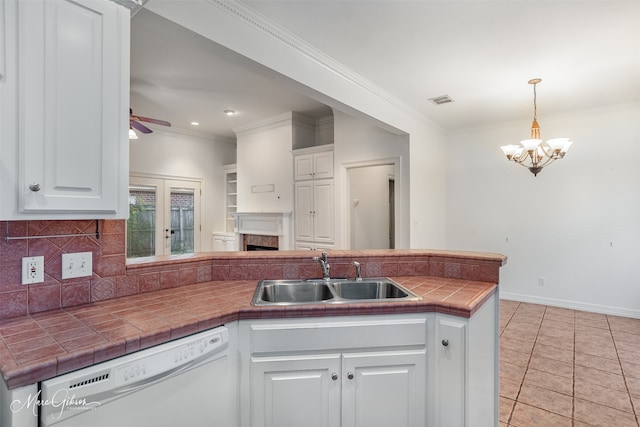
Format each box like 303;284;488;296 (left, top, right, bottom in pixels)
129;108;171;138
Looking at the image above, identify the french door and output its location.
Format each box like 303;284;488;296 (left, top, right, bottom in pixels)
127;176;202;258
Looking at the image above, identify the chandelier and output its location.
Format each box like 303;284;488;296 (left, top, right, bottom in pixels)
500;79;572;176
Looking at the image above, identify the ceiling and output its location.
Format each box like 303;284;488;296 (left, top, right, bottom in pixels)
130;1;640;140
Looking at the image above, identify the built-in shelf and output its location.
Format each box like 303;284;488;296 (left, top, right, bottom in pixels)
224;164;237;233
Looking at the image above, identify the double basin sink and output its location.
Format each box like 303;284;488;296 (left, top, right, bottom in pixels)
251;277;420;306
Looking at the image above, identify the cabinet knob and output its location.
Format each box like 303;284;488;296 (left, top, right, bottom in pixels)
331;373;338;381
347;372;354;380
441;339;449;347
29;183;41;192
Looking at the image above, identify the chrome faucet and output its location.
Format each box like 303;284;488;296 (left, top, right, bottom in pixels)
351;261;362;281
313;251;331;280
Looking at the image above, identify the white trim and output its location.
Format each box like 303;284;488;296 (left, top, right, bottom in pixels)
500;292;640;319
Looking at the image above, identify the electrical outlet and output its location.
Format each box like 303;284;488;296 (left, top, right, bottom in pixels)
22;256;45;285
61;252;93;280
538;277;545;286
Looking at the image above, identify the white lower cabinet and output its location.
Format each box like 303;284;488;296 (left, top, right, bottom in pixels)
433;292;499;427
250;350;426;427
238;298;498;427
240;315;428;427
251;354;341;427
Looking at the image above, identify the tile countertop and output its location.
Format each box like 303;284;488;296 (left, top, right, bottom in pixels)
0;275;497;390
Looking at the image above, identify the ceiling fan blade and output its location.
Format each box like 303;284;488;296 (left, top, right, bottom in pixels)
130;120;153;134
132;115;171;127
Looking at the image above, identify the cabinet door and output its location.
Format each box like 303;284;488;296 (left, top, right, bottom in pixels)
251;354;341;427
313;151;334;179
18;0;128;215
295;181;314;241
313;180;334;242
294;153;314;180
342;350;426;427
436;317;467;427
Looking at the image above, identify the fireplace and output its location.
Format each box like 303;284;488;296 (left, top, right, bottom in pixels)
233;212;292;251
243;234;279;251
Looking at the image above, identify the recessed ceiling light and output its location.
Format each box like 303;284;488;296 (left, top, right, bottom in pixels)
224;109;236;116
190;121;199;126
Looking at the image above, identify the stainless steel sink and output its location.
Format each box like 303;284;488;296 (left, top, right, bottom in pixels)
251;278;419;306
331;280;410;300
257;281;333;304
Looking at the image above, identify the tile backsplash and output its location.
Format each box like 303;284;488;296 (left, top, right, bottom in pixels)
0;219;503;320
0;220;125;319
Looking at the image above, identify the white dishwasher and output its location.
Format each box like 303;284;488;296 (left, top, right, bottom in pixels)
40;326;233;427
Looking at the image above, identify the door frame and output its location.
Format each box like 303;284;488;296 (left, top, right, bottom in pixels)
128;173;205;257
341;157;401;250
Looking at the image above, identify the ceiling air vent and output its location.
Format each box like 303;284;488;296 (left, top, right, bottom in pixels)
428;95;454;105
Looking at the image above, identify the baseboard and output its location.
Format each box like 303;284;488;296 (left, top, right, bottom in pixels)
500;292;640;319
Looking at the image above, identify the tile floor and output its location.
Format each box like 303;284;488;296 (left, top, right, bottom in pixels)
500;300;640;426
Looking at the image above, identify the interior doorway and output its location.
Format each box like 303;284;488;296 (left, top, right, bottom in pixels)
348;163;396;249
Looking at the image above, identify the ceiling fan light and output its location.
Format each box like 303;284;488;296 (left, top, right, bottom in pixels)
129;127;138;140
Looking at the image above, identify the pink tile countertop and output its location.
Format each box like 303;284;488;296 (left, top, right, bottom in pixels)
0;274;497;390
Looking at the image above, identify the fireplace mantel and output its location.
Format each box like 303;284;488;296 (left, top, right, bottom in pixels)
233;212;292;250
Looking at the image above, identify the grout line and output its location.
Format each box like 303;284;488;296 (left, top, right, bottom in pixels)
607;315;640;426
505;301;546;426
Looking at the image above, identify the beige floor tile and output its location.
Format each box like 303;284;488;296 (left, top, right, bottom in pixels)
575;351;622;375
535;333;574;351
509;402;572;427
524;367;573;396
501;335;536;354
625;376;640;396
575;364;628;392
500;376;522;400
499;301;640;426
501;347;531;366
528;355;573;378
575;338;618;360
540;318;575;333
517;383;573;418
574;376;633;413
500;396;515;423
608;315;640;333
532;342;574;364
621;360;640;380
574;397;639;427
501;360;527;383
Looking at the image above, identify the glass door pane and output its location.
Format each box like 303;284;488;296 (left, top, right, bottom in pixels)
169;187;195;254
127;185;158;258
165;180;201;255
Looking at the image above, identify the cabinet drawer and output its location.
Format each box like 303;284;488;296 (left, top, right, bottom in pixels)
247;315;427;354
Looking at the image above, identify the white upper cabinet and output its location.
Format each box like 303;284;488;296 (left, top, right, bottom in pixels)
0;0;130;219
294;146;334;181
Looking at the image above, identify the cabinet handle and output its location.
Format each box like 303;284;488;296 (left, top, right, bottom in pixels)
347;372;354;380
441;339;449;347
331;373;338;381
29;183;41;192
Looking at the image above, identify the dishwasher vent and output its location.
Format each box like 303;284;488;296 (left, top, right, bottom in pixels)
69;372;110;389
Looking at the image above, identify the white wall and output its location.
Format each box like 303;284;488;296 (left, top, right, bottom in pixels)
129;128;236;251
333;111;411;248
446;102;640;317
235;113;302;213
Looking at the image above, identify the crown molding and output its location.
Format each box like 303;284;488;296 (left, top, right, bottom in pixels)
207;0;426;121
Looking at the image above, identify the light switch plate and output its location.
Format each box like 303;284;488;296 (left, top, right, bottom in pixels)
61;252;93;280
22;256;44;285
